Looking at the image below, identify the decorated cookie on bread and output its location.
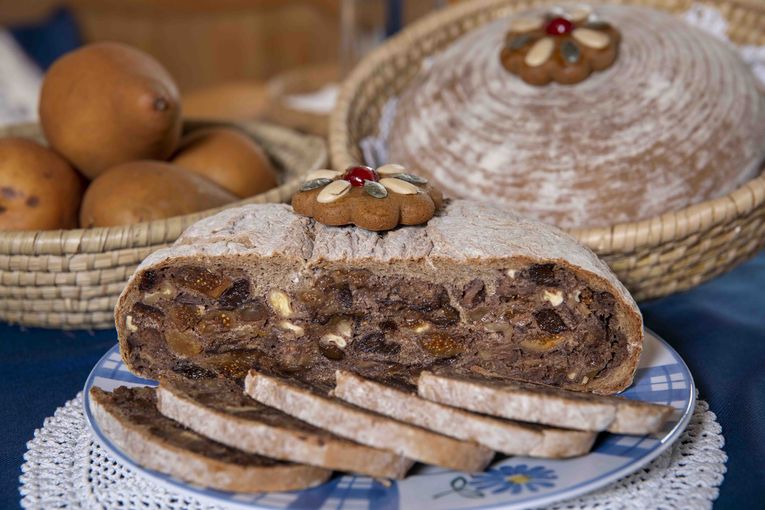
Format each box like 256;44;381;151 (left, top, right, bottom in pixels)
291;164;443;231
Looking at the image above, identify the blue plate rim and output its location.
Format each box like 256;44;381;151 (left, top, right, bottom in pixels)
82;328;696;510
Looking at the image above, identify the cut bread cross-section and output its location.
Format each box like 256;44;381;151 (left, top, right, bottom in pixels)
155;375;413;479
332;370;596;458
89;386;330;493
244;369;495;472
418;372;674;434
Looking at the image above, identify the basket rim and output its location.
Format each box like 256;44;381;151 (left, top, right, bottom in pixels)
0;120;327;255
329;0;765;253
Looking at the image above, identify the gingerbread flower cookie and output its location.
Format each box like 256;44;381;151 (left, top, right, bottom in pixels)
500;5;621;86
291;164;443;231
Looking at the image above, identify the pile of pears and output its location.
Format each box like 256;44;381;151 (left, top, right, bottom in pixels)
0;42;277;231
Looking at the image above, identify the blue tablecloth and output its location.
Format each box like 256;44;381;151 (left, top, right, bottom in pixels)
2;252;764;509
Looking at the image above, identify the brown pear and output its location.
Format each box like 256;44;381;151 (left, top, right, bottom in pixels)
79;161;237;228
39;42;182;179
0;137;85;231
171;127;278;198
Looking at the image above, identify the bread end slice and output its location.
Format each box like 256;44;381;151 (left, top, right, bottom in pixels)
89;386;330;493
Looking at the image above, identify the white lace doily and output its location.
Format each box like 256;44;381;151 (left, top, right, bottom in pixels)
19;393;726;510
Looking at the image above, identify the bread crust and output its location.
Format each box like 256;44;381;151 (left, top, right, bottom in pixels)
89;387;330;492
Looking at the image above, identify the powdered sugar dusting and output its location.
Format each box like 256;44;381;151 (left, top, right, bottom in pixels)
381;5;765;228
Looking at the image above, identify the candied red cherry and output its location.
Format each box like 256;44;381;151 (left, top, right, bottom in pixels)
343;165;379;187
545;17;574;36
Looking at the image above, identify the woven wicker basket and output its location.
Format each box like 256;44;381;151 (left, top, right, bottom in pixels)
0;120;326;329
330;0;765;301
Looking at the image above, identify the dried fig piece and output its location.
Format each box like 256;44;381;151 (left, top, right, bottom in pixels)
520;334;565;353
419;332;464;358
165;329;203;357
534;309;568;334
172;266;232;298
196;310;236;334
168;304;202;331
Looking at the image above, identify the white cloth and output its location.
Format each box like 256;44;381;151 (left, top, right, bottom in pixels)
0;30;42;126
19;393;726;510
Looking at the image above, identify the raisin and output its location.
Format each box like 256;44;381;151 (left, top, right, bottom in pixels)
461;279;485;308
172;360;217;380
354;333;401;356
219;279;251;309
319;342;345;360
429;305;461;326
379;320;398;332
131;302;164;324
526;264;558;286
336;283;353;309
534;309;567;334
139;270;159;292
172;266;232;298
419;332;464;358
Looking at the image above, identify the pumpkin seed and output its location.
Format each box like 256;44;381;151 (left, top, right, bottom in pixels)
393;173;428;184
364;180;388;198
300;178;332;191
508;34;531;51
561;40;581;63
585;20;610;30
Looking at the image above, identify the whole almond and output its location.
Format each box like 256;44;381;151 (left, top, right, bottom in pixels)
525;37;554;67
380;177;419;195
573;28;610;49
317;179;351;203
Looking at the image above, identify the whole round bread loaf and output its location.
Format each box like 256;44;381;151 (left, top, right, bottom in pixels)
116;201;643;395
388;5;765;229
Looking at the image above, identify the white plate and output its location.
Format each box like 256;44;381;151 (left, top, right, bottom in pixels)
83;329;695;510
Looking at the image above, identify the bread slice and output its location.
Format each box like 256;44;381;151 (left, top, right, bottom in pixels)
418;372;674;434
89;386;330;492
156;375;413;479
244;369;495;472
332;370;596;458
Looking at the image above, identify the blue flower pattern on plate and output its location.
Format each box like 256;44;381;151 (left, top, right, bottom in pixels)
469;465;558;495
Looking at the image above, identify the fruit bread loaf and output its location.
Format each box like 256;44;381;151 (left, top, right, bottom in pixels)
332;370;596;458
116;200;643;394
417;372;674;434
244;369;495;472
156;375;414;479
89;386;330;492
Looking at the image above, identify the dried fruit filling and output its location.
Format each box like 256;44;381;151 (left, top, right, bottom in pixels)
124;263;629;388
